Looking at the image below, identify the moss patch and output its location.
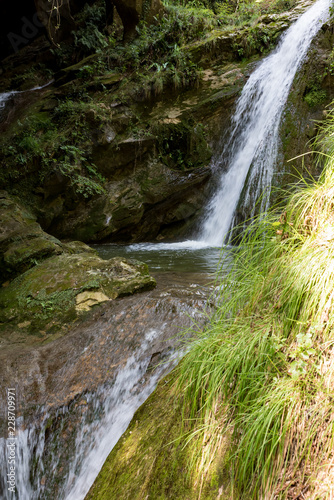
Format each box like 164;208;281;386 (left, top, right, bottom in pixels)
86;368;230;500
0;254;156;337
157;120;212;171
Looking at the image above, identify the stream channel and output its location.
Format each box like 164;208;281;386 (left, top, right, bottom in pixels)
0;242;230;500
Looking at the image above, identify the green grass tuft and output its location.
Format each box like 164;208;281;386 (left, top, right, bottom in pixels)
178;108;334;499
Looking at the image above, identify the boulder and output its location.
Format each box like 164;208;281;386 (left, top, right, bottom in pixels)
0;253;156;333
0;190;63;281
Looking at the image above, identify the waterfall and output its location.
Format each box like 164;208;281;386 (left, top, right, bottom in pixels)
0;91;17;109
60;330;179;500
0;2;331;498
200;0;331;246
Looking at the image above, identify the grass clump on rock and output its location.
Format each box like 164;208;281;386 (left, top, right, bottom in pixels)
178;113;334;498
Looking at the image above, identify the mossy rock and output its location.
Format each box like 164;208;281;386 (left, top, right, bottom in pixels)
55;54;98;85
0;253;156;335
61;240;98;254
157;121;212;171
86;368;229;500
0;190;64;281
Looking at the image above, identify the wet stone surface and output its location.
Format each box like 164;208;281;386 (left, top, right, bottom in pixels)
0;270;216;498
0;272;214;415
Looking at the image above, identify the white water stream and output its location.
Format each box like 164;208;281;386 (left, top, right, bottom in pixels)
199;0;331;245
0;329;181;500
61;329;180;500
0;81;53;115
0;91;17;109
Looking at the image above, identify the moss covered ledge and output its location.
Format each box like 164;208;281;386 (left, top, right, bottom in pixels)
86;367;229;500
0;253;156;340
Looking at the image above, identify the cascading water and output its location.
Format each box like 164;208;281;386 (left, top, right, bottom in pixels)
200;0;331;246
0;91;17;108
0;81;53;122
0;329;181;500
0;272;212;500
61;330;179;500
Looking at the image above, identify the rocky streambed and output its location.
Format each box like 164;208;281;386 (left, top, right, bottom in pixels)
0;178;227;500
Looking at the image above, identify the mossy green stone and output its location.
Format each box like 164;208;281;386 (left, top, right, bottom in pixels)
0;254;156;335
86;369;229;500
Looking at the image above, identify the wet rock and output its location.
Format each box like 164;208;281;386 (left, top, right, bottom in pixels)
55;54;99;86
93;135;156;174
0;271;213;497
47;163;211;242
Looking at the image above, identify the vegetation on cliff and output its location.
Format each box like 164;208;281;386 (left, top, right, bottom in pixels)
0;0;299;199
1;0;321;245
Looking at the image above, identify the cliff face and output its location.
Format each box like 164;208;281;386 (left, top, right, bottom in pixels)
2;0;331;245
0;28;247;243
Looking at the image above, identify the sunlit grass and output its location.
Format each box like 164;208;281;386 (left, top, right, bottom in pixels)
178;110;334;498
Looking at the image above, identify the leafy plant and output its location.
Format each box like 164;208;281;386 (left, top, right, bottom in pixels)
304;88;327;108
0;99;107;198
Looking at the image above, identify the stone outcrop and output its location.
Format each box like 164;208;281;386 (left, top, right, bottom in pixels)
0;190;64;281
10;64;246;243
0;271;212;497
0;191;156;337
0;252;156;335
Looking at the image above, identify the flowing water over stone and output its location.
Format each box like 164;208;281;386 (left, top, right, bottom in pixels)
0;264;222;499
200;0;331;245
0;81;53;123
0;91;17;122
